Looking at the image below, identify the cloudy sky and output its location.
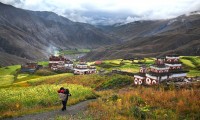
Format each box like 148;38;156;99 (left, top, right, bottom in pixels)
1;0;200;25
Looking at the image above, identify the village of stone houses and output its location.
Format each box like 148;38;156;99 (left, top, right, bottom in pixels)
0;52;200;119
20;54;198;86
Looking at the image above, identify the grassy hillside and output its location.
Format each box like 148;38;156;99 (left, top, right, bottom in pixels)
60;49;91;55
0;56;199;119
0;84;96;118
0;65;20;87
94;57;199;76
180;56;200;77
0;56;199;87
38;61;49;67
86;86;200;120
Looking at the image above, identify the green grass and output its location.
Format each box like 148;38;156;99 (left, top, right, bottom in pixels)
144;58;155;64
13;73;74;87
101;57;199;77
0;65;20;75
60;49;90;55
0;84;96;118
35;69;56;76
96;59;141;73
180;59;196;68
0;56;199;119
78;49;91;53
14;74;41;83
187;70;200;77
180;56;200;69
180;56;200;77
0;75;14;87
98;75;133;90
103;59;122;65
0;65;20;87
0;56;199;88
119;64;140;73
38;61;49;67
17;74;29;79
0;63;73;87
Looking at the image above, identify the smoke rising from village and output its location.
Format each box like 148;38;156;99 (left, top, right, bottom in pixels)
46;45;59;57
1;0;200;25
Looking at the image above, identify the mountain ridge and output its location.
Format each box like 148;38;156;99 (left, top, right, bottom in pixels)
0;2;117;66
85;14;200;60
0;2;200;66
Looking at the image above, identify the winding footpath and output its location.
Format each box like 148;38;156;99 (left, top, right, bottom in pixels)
6;100;94;120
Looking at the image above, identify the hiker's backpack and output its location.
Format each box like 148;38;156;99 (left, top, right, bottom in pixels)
58;93;67;101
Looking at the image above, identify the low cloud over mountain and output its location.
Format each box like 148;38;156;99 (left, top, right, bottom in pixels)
1;0;200;25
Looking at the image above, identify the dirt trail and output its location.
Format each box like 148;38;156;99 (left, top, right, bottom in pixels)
6;100;94;120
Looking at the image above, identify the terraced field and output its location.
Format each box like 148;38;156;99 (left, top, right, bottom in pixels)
0;56;199;119
180;56;200;77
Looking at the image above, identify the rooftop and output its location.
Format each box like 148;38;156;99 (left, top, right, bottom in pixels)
148;71;170;76
169;69;189;73
134;73;146;77
151;64;168;68
166;54;179;57
165;61;182;64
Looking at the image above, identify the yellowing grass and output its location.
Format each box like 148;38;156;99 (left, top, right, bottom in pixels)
120;68;138;73
87;87;200;120
0;84;96;119
13;73;73;86
17;74;29;79
103;59;122;64
0;65;20;87
0;75;14;86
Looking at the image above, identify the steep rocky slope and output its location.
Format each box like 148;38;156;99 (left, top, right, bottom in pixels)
86;13;200;60
0;2;116;66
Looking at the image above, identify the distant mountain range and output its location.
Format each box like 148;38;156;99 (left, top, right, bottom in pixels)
0;2;117;66
85;13;200;60
0;2;200;66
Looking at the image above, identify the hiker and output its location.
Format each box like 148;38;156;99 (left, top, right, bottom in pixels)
58;87;71;111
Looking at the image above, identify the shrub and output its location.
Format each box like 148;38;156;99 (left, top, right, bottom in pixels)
130;96;145;106
109;94;118;102
99;75;132;89
130;106;147;120
96;63;120;69
35;69;56;76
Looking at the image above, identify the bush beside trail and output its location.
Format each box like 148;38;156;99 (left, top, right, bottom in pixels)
97;75;133;90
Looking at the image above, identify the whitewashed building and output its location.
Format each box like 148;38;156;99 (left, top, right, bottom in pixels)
134;55;188;85
134;65;146;85
74;61;97;75
65;60;74;69
49;55;73;71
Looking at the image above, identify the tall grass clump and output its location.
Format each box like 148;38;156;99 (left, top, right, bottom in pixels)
98;75;133;90
35;69;57;76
